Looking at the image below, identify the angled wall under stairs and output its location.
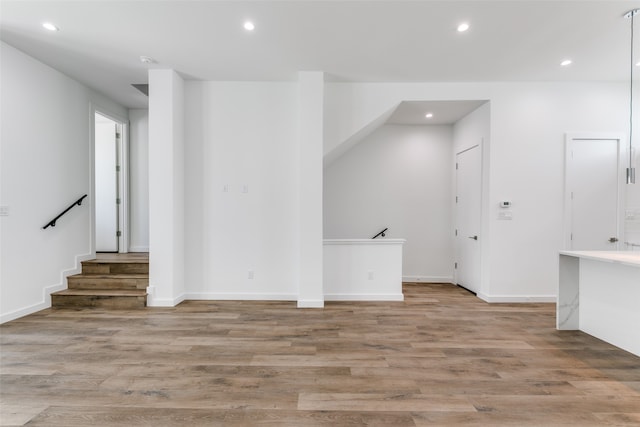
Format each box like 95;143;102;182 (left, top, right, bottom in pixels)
51;253;148;309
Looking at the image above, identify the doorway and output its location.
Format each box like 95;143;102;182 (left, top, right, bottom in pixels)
564;135;625;250
455;144;482;293
94;111;128;253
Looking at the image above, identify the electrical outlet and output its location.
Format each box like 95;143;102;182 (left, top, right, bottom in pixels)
0;206;8;216
248;270;254;279
367;271;374;280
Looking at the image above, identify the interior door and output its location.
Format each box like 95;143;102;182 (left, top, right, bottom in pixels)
455;145;482;293
566;138;620;250
95;113;119;252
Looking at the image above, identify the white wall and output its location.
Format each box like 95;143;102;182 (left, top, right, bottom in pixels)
297;72;325;307
452;103;491;296
148;69;185;306
0;42;128;322
183;81;300;300
325;82;630;301
324;124;454;282
128;109;149;252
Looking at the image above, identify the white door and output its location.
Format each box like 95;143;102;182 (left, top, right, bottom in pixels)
455;145;482;293
566;138;621;250
95;113;119;252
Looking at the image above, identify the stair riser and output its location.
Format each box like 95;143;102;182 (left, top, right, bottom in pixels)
67;278;148;290
81;263;149;275
52;295;146;309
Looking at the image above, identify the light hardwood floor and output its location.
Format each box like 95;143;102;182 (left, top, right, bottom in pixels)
1;283;639;426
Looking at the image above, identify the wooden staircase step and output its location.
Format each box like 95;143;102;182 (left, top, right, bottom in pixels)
67;274;148;290
53;254;149;310
51;289;147;309
81;261;149;275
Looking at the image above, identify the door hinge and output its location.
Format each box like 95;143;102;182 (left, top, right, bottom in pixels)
116;231;122;237
456;196;458;203
455;229;458;236
116;198;121;204
570;233;573;241
116;165;121;172
116;132;121;139
454;262;458;269
456;163;459;170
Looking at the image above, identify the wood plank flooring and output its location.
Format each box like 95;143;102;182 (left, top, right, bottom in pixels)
1;283;639;426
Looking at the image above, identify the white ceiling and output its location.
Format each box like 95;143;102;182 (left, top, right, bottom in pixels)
387;100;488;125
1;1;638;110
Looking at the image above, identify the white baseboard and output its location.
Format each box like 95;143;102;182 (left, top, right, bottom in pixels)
403;276;454;283
145;286;186;307
297;299;325;308
324;293;404;301
477;292;556;303
129;246;149;252
184;292;297;301
0;301;49;324
147;294;185;307
0;252;93;324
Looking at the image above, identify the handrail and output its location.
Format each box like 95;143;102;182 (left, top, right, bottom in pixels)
372;227;388;239
42;194;88;229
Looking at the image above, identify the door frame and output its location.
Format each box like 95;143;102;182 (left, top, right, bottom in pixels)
90;104;129;254
454;142;483;294
563;133;627;250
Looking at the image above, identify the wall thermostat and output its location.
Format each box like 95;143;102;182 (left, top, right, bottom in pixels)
499;201;511;208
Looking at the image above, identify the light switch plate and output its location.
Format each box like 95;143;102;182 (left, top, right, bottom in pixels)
498;211;513;220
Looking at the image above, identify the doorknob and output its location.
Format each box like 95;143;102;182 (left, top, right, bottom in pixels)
609;237;619;243
468;235;478;240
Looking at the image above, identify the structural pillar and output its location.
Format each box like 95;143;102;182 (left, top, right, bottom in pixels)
147;69;185;306
297;71;325;308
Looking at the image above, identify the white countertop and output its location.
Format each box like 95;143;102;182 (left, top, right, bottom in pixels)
560;251;640;268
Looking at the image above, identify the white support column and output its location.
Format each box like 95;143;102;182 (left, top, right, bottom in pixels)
297;71;325;308
147;69;185;306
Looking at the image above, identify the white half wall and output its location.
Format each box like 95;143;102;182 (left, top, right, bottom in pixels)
0;42;127;323
324;124;454;282
128;109;149;252
324;239;405;301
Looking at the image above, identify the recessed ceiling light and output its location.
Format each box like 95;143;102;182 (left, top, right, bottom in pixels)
457;22;470;32
244;21;255;31
425;113;434;119
560;59;572;67
139;56;156;64
42;22;59;31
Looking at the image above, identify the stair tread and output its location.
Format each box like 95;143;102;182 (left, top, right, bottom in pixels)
83;259;149;265
53;289;147;296
69;274;148;279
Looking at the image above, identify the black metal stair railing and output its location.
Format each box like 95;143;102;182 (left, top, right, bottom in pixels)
42;194;88;229
372;227;388;239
